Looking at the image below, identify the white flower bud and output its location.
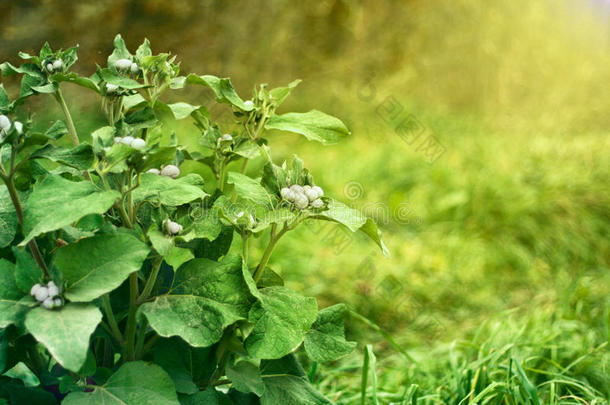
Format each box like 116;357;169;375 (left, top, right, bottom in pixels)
0;115;10;131
311;198;324;209
165;219;183;235
290;184;303;194
14;121;23;135
146;168;160;175
53;298;62;307
161;165;180;179
42;297;54;309
120;136;134;145
106;83;119;94
220;134;233;142
34;287;49;302
52;59;63;70
46;63;54;73
280;187;294;201
115;58;132;71
130;138;146;150
243;100;254;110
294;193;309;209
47;281;59;298
130;63;139;74
30;283;43;296
312;186;324;199
114;137;123;144
304;188;318;202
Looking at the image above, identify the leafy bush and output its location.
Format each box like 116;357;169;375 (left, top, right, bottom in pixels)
0;35;387;404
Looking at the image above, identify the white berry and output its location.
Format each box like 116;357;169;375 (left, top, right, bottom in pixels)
52;59;63;70
147;168;160;175
294;193;309;209
312;186;324;199
14;121;23;135
47;281;59;298
115;58;132;71
243;100;254;110
121;136;134;145
106;83;119;94
42;297;54;309
130;138;146;150
311;199;324;209
46;63;54;73
130;63;139;74
53;298;62;307
280;187;295;201
220;134;233;142
165;219;183;235
290;184;304;194
114;137;123;144
30;283;43;296
34;287;49;302
0;115;10;131
161;165;180;179
304;188;318;202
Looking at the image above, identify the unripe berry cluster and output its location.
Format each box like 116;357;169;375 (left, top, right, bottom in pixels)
114;58;139;75
114;136;146;150
30;281;62;310
146;164;180;178
164;219;183;235
280;185;325;210
0;114;24;142
44;59;64;74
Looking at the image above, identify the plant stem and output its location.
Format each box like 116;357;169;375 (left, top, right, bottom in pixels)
134;317;148;360
102;294;123;343
137;257;162;304
252;224;288;282
241;233;249;266
124;272;139;361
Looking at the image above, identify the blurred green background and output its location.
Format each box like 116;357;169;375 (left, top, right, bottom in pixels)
1;0;609;403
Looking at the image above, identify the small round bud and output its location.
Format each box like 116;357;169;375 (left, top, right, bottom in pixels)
34;287;49;302
46;63;54;73
130;138;146;150
304;187;318;202
311;186;324;199
47;281;59;298
42;297;54;309
14;121;23;135
52;59;63;70
311;199;324;209
243;100;255;110
30;283;43;296
106;83;119;94
220;134;233;142
161;165;180;179
115;58;132;71
130;62;139;74
294;193;309;209
0;115;11;131
165;219;183;235
114;137;123;144
121;136;134;146
280;187;294;201
146;168;160;175
290;184;304;194
54;298;62;307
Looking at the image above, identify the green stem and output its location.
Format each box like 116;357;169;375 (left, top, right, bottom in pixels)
54;88;79;147
231;158;250;202
102;294;123;343
241;233;249;267
124;272;139;361
252;224;288;283
218;159;227;192
134;317;148;360
137;257;163;304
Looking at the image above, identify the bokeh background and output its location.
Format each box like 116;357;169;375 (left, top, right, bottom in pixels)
1;0;609;402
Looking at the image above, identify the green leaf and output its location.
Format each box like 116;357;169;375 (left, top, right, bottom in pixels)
107;34;132;66
178;210;222;243
50;72;99;93
56;233;150;302
227;172;274;207
0;187;17;248
314;200;390;257
21;175;119;245
31;143;94;170
0;376;57;405
98;69;145;90
163;102;208;120
136;39;152;59
226;361;265;396
62;361;180;405
179;388;233;405
24;303;102;372
260;355;333;405
173;74;245;109
0;260;33;329
133;173;207;207
269;79;301;107
304;304;356;362
149;229;194;271
140;255;253;347
266;110;350;144
245;287;318;359
12;247;42;295
44;120;69;140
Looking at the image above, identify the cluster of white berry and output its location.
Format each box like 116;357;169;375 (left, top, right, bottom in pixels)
30;281;62;310
44;59;63;74
114;58;139;75
146;164;180;178
0;115;23;142
280;185;325;210
114;136;146;150
164;219;183;235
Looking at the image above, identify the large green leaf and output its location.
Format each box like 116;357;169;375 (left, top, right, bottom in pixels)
31;143;94;170
0;260;33;329
21;175;119;245
260;355;333;405
178;388;233;405
245;287;318;359
304;304;356;362
226;361;265;396
133;173;207;207
12;247;43;294
227;172;274;207
0;376;57;405
172;74;245;109
266;110;350;144
62;361;180;405
55;233;150;302
0;187;17;248
313;200;390;257
24;303;102;372
149;229;193;271
140;255;254;347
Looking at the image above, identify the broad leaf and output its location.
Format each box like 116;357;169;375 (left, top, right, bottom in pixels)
62;361;180;405
140;255;254;347
227;172;274;207
24;303;102;372
12;247;42;294
31;143;94;170
0;187;17;248
260;355;333;405
0;260;33;329
21;175;120;245
149;229;194;271
178;388;233;405
56;233;150;302
133;173;207;207
266;110;350;144
226;361;265;396
245;287;318;359
0;376;57;405
269;79;301;107
304;304;356;362
172;74;245;109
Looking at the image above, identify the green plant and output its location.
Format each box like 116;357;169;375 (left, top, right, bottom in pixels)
0;34;388;404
